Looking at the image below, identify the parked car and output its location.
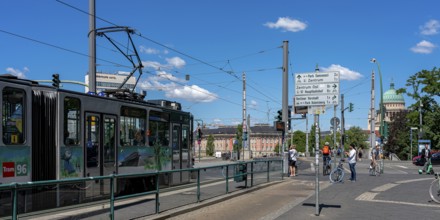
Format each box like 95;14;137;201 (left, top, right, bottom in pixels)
413;152;440;166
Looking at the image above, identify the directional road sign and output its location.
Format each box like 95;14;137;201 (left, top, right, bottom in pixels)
295;72;339;84
294;71;340;107
294;94;339;106
295;83;339;95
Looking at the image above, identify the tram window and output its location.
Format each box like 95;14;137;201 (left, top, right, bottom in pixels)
64;97;80;145
2;87;25;145
120;106;146;146
148;111;170;147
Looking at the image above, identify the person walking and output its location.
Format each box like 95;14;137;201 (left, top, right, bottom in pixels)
288;145;298;177
421;143;432;173
345;143;357;182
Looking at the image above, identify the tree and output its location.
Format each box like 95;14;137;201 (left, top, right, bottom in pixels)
233;124;243;159
206;134;215;156
385;111;410;159
397;67;440;149
345;126;368;151
289;130;306;153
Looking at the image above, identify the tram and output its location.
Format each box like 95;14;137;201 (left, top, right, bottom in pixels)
0;74;193;214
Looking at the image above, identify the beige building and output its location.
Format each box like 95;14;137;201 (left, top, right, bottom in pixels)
84;72;137;93
195;124;283;158
368;82;406;133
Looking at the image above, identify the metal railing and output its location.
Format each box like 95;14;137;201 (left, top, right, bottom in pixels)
0;158;283;220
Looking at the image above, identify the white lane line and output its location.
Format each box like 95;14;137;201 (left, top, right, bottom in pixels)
360;198;440;208
372;183;398;192
395;165;408;169
356;177;440;208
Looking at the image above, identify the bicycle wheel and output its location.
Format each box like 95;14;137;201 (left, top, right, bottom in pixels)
375;164;381;176
429;179;440;204
329;168;344;183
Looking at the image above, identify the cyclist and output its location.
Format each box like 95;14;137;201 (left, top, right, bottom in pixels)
322;142;331;173
370;145;380;170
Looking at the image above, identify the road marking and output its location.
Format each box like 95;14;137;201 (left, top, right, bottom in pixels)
372;183;398;192
356;177;440;208
395;165;408;169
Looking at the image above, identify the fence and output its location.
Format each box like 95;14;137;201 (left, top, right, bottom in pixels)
0;158;283;220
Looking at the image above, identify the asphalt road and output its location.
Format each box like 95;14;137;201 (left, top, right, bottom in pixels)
159;157;440;220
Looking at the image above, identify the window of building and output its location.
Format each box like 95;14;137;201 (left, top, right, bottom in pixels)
2;87;25;145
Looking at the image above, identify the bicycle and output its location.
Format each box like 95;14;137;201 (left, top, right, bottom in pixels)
323;158;332;176
369;160;380;176
329;158;345;183
429;172;440;204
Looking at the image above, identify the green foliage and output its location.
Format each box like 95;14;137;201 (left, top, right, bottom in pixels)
289;130;307;153
206;134;215;156
233;124;243;153
385;111;410;159
398;67;440;149
345;126;368;151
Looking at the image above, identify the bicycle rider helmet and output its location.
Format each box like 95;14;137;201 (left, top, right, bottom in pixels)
325;142;329;145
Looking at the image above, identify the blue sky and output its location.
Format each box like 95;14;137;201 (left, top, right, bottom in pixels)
1;0;439;132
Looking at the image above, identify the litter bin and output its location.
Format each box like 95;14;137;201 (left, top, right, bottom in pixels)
234;162;247;182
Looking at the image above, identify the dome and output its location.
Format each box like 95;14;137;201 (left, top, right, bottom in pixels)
383;83;404;104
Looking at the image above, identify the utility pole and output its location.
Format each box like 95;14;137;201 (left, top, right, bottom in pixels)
370;71;376;150
88;0;96;93
242;72;247;160
340;94;345;152
306;114;309;157
282;41;289;162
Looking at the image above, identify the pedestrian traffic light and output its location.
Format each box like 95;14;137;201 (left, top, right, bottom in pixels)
197;127;203;140
276;110;282;122
52;74;60;88
349;103;354;112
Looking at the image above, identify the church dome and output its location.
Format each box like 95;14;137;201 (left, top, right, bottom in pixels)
383;83;405;104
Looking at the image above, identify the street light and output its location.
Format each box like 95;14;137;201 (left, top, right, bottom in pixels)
410;127;418;161
370;58;385;141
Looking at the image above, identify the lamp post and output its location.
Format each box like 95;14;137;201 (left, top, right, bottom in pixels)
370;58;385;141
371;58;385;174
410;127;418;161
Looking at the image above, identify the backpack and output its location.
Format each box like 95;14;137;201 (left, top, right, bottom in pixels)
322;145;330;155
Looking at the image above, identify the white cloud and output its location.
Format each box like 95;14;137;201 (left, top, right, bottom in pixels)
321;64;362;80
166;85;217;102
410;40;436;54
6;67;28;79
250;100;258;109
142;60;163;70
264;17;307;32
420;19;440;35
166;57;186;69
139;71;217;102
139;46;160;54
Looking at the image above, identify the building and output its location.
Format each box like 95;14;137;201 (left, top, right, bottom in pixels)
84;72;137;93
194;124;283;158
368;82;406;135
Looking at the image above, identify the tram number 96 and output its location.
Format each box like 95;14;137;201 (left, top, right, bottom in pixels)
16;163;28;176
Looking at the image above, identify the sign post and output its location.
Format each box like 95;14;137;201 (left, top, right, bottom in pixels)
294;71;340;216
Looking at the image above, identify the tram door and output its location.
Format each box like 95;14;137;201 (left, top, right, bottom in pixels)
172;124;182;184
171;124;191;184
85;113;117;198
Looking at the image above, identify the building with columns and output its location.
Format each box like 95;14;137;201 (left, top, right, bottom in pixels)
368;82;406;134
194;124;283;158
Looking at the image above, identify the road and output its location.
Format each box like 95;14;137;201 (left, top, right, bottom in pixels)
159;157;440;220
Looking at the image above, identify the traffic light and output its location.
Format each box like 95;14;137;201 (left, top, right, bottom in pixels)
349;103;354;112
52;74;60;88
288;106;292;130
276;110;282;122
197;127;203;140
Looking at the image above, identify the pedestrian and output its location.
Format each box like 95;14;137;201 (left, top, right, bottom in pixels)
358;147;363;161
345;143;357;182
421;143;432;173
288;144;298;177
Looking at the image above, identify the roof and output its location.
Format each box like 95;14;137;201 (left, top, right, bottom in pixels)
383;82;405;104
